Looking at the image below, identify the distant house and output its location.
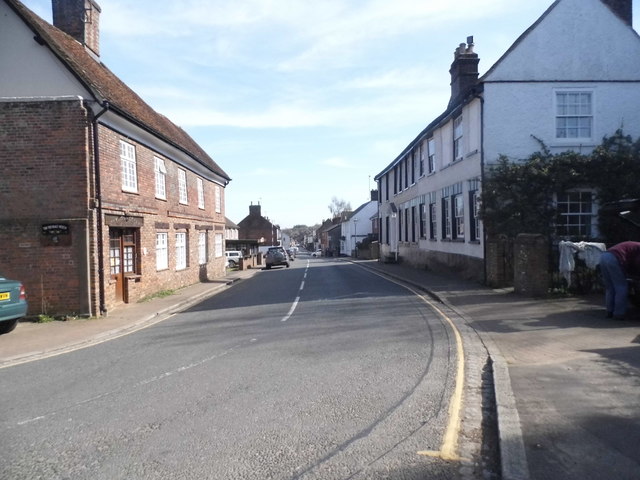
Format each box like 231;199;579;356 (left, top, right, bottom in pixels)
0;0;231;316
225;217;240;241
237;204;281;246
340;191;379;257
374;0;640;281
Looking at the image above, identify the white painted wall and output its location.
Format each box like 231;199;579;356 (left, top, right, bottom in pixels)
483;82;640;163
341;201;377;256
484;0;640;83
0;2;91;98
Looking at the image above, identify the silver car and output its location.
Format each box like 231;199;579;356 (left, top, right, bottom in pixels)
265;247;290;269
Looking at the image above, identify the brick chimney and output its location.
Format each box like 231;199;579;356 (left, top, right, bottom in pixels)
249;204;262;217
52;0;102;57
601;0;632;26
449;36;479;107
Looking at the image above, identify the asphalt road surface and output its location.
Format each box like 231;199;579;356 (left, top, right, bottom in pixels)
0;257;465;479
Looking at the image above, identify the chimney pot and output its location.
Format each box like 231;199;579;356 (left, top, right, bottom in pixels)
449;36;480;107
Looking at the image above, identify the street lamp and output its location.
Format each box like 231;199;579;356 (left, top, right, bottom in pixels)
353;218;358;258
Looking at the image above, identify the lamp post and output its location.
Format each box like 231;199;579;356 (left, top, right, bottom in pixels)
353;218;358;258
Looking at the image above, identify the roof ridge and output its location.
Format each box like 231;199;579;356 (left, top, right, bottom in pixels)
5;0;230;182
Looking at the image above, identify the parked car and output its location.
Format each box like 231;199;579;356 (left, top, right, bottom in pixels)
225;250;243;268
312;249;322;257
0;275;27;334
265;247;290;269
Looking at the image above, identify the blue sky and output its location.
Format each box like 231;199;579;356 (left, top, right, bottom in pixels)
22;0;638;228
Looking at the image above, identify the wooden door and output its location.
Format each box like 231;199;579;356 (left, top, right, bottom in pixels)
109;228;137;303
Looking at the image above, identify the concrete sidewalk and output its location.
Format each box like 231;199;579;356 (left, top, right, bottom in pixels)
1;258;638;479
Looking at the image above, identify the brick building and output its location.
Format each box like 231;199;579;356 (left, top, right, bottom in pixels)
0;0;231;316
237;204;281;246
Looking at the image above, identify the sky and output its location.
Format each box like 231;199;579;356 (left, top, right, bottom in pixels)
21;0;639;228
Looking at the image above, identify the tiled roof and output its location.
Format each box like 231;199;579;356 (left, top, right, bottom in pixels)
7;0;230;182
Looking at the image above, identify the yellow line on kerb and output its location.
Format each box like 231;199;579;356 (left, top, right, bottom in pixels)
416;297;464;461
353;264;464;462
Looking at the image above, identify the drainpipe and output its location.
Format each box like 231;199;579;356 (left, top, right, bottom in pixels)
474;91;487;284
92;101;109;315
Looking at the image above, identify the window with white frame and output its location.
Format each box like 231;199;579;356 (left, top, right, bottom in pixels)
215;185;221;213
442;197;451;239
429;202;437;240
178;170;188;204
556;91;592;139
411;206;417;242
428;138;435;174
198;231;207;265
385;216;390;244
385;175;390;201
470;190;480;241
197;178;205;209
453;115;463;161
404;208;409;241
411;152;416;185
120;140;138;192
214;233;223;257
420;203;427;238
404;158;409;188
556;190;595;237
453;193;464;239
176;232;187;270
156;232;168;270
154;157;167;199
419;143;425;177
393;166;399;194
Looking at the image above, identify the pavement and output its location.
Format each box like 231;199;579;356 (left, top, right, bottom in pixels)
1;257;639;480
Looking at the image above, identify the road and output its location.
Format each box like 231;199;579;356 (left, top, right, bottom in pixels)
0;256;473;479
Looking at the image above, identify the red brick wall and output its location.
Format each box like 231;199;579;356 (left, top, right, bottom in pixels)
0;100;227;317
96;125;227;313
0;100;92;315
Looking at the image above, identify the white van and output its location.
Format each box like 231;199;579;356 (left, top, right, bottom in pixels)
225;250;242;267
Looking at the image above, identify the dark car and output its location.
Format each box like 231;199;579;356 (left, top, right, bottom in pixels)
265;247;290;269
0;275;27;334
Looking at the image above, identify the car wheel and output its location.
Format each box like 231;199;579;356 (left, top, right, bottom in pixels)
0;319;18;335
228;260;237;268
266;264;271;269
286;263;290;268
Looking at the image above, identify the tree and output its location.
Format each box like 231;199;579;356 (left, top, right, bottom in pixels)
481;130;640;244
328;197;351;218
283;224;319;245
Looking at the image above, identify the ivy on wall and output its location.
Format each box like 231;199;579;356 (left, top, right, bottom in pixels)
480;130;640;244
